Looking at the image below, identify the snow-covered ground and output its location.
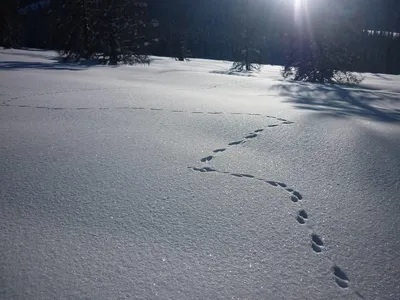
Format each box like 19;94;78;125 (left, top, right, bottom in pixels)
1;48;399;300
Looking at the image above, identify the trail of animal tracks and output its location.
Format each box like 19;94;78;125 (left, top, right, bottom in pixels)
1;48;399;300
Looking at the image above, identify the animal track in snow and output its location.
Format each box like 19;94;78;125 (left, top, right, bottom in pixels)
189;119;357;294
1;92;295;128
208;119;293;155
296;209;308;224
189;167;303;207
245;133;258;139
208;112;223;115
333;266;350;288
231;173;244;178
189;166;216;173
1;84;295;123
240;174;255;178
311;234;324;253
1;100;294;127
290;192;303;203
292;191;303;200
230;173;255;178
200;156;213;163
288;189;303;202
228;140;244;146
192;123;302;216
189;160;354;291
291;195;299;203
191;115;352;288
213;148;226;153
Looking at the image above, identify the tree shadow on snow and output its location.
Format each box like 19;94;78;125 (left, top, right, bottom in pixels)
271;83;400;123
210;69;255;77
0;48;61;61
0;60;95;71
370;73;392;81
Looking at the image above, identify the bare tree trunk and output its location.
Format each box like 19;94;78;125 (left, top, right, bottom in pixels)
245;27;250;71
244;1;251;71
110;36;117;64
178;14;187;61
178;30;184;61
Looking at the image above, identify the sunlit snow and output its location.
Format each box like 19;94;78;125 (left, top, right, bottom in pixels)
1;48;399;300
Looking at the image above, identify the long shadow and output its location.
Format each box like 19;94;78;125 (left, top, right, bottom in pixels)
0;60;91;71
210;69;255;77
272;83;400;123
0;50;59;61
371;73;392;81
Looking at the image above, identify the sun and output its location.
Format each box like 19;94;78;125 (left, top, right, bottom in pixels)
294;0;306;22
294;0;307;8
293;0;312;24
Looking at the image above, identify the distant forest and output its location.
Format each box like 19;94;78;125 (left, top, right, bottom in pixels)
2;0;400;74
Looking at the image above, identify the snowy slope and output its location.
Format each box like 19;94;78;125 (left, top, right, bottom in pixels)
1;48;399;300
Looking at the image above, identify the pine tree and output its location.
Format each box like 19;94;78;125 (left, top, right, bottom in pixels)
94;0;157;64
50;0;96;60
282;0;364;84
50;0;156;64
175;15;188;61
231;0;264;72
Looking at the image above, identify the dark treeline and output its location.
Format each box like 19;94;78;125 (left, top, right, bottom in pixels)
2;0;400;74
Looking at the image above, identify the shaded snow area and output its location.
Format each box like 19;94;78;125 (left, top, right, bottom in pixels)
1;48;399;300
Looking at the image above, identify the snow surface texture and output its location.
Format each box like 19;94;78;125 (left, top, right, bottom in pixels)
0;48;399;300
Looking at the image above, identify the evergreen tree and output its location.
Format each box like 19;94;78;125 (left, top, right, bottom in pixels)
10;0;400;74
50;0;96;60
97;0;156;64
49;0;156;64
282;0;364;83
231;0;264;72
